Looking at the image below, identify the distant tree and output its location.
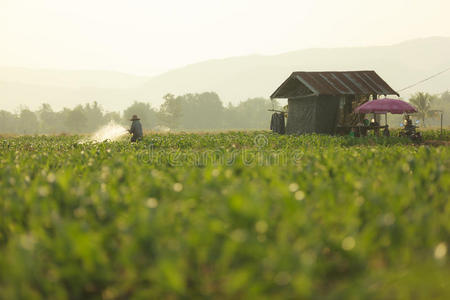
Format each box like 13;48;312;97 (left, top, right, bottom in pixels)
425;90;450;127
0;110;18;134
409;92;435;127
158;94;183;130
83;102;105;132
178;92;224;129
224;98;274;129
64;106;87;133
441;90;450;102
123;101;158;129
156;92;275;130
18;108;39;134
38;103;62;134
104;111;122;124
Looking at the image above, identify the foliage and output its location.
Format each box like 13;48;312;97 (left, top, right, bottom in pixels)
178;92;224;130
0;93;278;134
0;132;449;299
0;102;124;135
64;106;88;133
123;101;158;129
409;92;436;126
19;109;39;134
225;97;275;129
1;90;450;134
158;93;185;130
441;90;450;102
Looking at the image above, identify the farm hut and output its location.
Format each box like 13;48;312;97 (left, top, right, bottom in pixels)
270;71;399;134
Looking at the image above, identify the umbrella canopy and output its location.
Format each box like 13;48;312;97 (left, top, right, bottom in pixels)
355;98;417;114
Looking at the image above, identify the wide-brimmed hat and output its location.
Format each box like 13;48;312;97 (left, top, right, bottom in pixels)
130;115;140;121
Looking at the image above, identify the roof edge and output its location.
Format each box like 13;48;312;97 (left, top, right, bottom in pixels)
271;70;399;98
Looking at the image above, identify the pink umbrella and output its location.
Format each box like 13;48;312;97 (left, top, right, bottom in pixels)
355;98;417;114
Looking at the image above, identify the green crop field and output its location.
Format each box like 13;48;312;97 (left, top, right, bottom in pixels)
0;131;449;299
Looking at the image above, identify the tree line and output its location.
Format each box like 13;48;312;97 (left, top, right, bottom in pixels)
0;90;448;134
0;92;279;134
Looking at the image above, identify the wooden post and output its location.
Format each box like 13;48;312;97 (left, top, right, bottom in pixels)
372;94;381;123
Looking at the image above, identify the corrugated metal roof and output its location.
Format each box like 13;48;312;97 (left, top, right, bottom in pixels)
271;71;399;99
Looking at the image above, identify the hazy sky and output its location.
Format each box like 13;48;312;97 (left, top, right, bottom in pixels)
1;0;449;75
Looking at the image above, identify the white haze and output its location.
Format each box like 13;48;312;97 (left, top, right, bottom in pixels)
87;121;128;143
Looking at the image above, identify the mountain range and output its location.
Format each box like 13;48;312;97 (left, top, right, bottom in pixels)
1;36;449;112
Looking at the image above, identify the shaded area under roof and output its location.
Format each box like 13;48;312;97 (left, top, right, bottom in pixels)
271;71;399;99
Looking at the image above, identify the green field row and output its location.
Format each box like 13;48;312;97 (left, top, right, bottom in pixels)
0;132;449;299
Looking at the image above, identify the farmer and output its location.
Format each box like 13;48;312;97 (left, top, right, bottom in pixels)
128;115;143;142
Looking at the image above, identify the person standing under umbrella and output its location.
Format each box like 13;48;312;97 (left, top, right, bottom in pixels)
128;115;143;142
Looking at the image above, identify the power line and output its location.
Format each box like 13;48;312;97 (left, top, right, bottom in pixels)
398;66;450;92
